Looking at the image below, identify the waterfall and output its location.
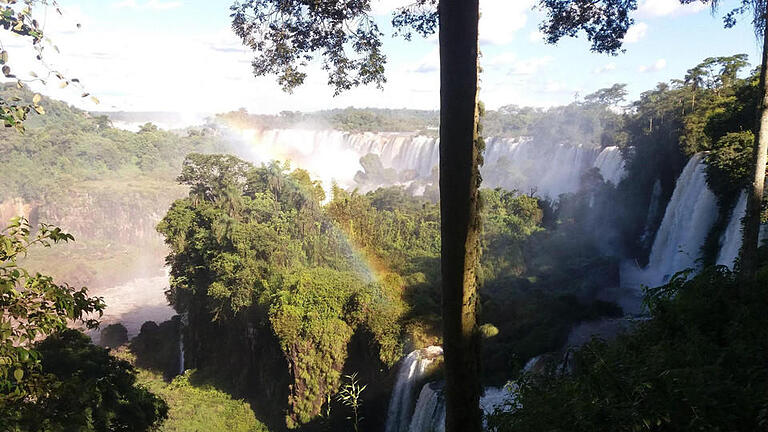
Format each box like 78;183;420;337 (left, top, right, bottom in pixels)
178;312;188;376
387;347;517;432
717;191;748;268
592;146;626;186
408;382;445;432
235;129;604;200
625;153;719;289
482;138;600;198
178;335;185;375
385;346;444;432
716;190;768;267
405;382;515;432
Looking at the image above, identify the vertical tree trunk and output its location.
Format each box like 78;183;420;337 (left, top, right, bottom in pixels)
438;1;483;432
740;22;768;278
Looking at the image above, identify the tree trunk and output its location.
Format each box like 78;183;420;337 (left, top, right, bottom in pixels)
438;1;483;432
739;22;768;278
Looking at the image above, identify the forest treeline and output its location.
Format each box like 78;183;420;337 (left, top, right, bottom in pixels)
0;83;228;202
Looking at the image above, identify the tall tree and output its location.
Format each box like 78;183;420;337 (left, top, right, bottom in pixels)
741;5;768;277
438;1;484;430
537;0;767;277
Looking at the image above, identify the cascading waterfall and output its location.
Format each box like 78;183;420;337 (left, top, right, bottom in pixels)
178;335;185;375
178;312;188;376
236;129;606;200
716;190;768;267
717;191;748;268
482;138;600;198
385;346;444;432
404;382;515;432
388;347;516;432
592;146;626;186
408;382;445;432
623;153;719;289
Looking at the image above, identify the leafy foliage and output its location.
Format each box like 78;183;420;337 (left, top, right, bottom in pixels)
0;85;227;202
5;330;168;432
158;154;403;427
0;0;95;132
0;217;104;403
113;349;270;432
537;0;638;54
336;372;366;432
231;0;386;94
488;262;768;432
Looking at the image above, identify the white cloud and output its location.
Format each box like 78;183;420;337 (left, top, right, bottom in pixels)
624;22;648;43
638;0;707;17
542;80;567;93
639;58;667;73
485;52;517;67
370;0;413;16
407;48;439;73
479;0;535;45
593;62;617;74
114;0;183;10
508;56;553;75
528;30;545;43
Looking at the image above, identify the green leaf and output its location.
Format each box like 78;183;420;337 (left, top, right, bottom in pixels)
13;368;23;381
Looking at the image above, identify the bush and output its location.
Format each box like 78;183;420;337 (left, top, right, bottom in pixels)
99;323;128;348
6;330;167;432
488;264;768;432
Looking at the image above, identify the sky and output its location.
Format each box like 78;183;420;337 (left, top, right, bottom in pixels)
0;0;761;115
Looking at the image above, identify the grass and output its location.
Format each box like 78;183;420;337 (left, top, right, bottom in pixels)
115;349;270;432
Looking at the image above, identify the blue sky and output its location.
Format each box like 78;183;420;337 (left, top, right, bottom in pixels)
4;0;760;114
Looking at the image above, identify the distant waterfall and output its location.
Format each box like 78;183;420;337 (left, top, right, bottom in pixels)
385;346;443;432
717;191;747;268
178;335;185;375
238;129;605;200
624;154;719;289
592;146;626;186
482;138;600;198
178;312;188;376
762;224;768;245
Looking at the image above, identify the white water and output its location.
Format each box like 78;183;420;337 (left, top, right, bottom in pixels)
89;271;175;344
408;382;445;432
717;191;748;268
592;146;626;186
388;347;515;432
482;138;599;198
623;154;719;289
234;129;604;200
762;223;768;245
404;382;515;432
179;312;188;375
385;346;444;432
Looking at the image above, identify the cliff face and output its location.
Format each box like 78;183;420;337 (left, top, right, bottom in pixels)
2;179;188;290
